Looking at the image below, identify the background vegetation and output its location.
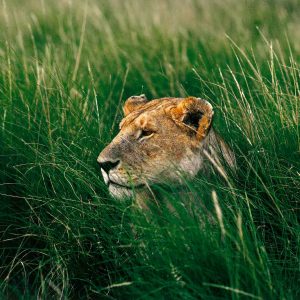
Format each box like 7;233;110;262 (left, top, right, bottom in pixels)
0;0;299;298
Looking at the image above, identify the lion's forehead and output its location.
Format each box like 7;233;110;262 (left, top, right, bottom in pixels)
119;97;181;129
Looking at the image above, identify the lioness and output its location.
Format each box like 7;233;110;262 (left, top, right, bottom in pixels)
97;95;235;204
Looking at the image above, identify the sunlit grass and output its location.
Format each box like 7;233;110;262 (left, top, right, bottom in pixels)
0;0;299;299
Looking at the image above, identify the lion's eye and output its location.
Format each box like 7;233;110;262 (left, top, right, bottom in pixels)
142;129;152;136
139;129;154;140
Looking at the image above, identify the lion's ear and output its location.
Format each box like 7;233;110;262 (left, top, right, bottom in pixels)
123;94;148;116
170;97;214;140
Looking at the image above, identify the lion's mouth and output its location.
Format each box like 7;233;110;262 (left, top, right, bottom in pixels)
108;179;144;190
101;168;144;190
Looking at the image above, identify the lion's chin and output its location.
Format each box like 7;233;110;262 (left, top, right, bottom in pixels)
108;183;134;199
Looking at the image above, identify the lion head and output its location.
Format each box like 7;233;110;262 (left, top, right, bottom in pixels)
97;95;234;199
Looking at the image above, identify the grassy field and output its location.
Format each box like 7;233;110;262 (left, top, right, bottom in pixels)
0;0;299;298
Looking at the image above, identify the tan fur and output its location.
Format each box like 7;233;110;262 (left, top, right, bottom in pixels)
97;95;235;202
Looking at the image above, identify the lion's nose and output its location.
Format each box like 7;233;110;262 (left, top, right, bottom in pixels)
98;160;120;173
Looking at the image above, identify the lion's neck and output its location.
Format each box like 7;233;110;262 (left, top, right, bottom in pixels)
200;128;236;172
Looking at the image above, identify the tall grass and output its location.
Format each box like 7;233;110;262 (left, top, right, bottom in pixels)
0;0;299;299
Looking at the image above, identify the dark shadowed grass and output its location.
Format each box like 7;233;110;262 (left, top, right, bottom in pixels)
0;0;299;299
